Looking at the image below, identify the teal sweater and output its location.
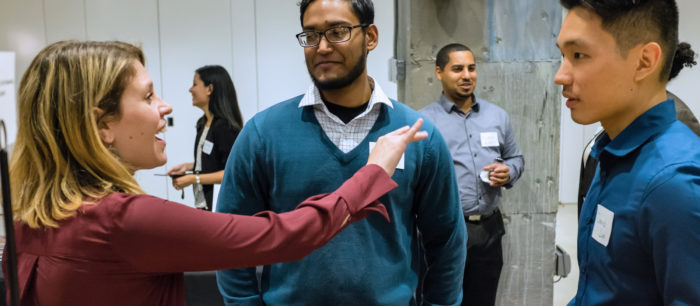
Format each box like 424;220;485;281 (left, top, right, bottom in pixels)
216;96;466;306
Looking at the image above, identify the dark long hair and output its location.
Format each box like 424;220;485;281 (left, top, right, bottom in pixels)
195;65;243;131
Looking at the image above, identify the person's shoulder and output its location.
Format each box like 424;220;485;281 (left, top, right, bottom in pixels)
389;100;438;128
245;94;305;129
476;97;508;115
78;193;168;225
652;122;700;160
418;101;442;114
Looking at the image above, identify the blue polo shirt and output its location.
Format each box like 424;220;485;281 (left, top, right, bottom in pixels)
570;100;700;305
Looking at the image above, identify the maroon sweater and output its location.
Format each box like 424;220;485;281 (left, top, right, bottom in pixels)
4;165;394;306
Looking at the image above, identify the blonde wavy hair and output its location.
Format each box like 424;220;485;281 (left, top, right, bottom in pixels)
11;41;146;228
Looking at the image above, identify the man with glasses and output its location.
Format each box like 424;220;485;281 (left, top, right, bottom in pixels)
216;0;466;305
555;0;700;304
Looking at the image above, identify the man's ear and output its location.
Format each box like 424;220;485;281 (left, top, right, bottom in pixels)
634;42;663;82
435;66;443;81
93;107;114;145
365;24;379;52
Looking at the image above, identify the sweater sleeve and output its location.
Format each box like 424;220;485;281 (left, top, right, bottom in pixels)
414;128;467;306
214;118;270;305
110;164;394;272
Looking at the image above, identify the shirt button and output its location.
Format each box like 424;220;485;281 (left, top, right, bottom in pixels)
479;196;482;200
469;134;472;138
474;153;477;157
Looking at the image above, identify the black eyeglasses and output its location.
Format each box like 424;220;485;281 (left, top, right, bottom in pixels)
296;24;368;48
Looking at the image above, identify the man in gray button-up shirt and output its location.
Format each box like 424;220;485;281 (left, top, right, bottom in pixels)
419;43;524;306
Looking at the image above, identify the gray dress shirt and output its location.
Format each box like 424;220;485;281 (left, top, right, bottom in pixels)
420;94;524;216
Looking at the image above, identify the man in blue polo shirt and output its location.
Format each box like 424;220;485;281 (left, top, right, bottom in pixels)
555;0;700;304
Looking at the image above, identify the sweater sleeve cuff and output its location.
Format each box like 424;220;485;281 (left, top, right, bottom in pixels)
335;164;397;222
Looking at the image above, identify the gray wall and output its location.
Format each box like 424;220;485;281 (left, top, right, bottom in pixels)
397;0;562;305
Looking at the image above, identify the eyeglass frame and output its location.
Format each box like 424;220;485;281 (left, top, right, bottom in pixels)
295;24;369;48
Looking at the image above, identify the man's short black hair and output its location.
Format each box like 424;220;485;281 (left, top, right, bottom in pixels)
298;0;374;27
560;0;679;81
436;43;472;70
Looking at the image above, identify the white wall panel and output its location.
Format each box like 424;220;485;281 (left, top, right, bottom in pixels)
231;0;259;121
0;52;16;147
254;0;310;110
367;0;397;99
43;0;86;42
158;0;234;206
0;0;46;90
668;0;700;117
84;0;168;199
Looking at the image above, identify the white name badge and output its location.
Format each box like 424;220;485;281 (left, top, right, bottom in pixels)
592;204;614;247
369;142;404;170
480;132;499;147
202;140;214;155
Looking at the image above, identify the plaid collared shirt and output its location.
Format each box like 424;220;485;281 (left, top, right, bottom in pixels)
298;78;393;153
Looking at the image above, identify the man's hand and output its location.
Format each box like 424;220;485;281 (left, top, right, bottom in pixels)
483;163;510;187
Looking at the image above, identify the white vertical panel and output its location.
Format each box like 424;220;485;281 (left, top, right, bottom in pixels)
254;0;310;110
83;0;168;199
368;0;397;99
231;0;259;121
0;0;46;90
0;52;16;147
158;0;234;205
668;0;700;117
43;0;86;42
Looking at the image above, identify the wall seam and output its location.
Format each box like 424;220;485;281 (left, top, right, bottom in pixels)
155;0;169;200
253;0;261;112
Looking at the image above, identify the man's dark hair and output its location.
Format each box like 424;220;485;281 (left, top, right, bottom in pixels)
669;42;697;81
560;0;680;81
298;0;374;27
435;43;472;70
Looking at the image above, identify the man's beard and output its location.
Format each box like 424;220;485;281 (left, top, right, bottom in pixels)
308;46;367;91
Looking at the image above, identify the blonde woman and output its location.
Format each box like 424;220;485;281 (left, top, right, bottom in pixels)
3;40;427;305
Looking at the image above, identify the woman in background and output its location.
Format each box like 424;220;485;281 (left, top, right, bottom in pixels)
4;40;427;305
168;65;242;210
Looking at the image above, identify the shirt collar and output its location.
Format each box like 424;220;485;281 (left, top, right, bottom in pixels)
438;93;480;113
298;77;394;109
591;99;677;159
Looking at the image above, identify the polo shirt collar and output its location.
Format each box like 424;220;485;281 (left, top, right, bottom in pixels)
439;93;480;114
591;99;677;159
298;77;393;109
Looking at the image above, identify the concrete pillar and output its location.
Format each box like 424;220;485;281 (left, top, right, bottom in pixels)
397;1;562;305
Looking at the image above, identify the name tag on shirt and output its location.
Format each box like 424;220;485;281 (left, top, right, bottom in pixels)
480;132;499;147
592;204;614;247
202;140;214;155
369;142;404;170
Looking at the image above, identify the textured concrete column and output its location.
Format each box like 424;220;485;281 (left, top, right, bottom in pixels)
397;1;562;305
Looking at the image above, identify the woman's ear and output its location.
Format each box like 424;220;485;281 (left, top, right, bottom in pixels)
93;107;114;145
206;84;213;96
